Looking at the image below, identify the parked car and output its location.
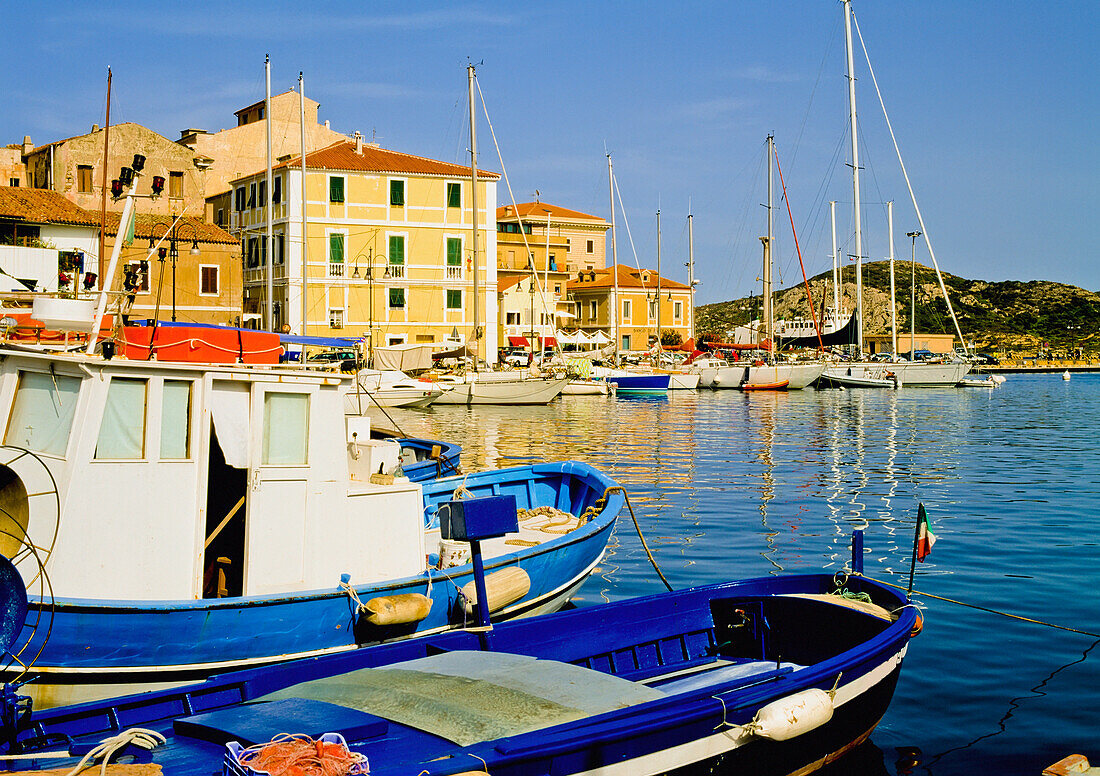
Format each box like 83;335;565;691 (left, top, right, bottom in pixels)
974;352;1000;365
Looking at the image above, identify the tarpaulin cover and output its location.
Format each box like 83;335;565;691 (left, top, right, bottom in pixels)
373;343;436;371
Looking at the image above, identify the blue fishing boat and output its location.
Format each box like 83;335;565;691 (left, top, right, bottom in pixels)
604;371;671;395
0;347;621;708
393;437;462;481
0;529;917;775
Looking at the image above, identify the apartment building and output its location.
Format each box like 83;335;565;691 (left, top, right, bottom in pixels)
567;265;693;353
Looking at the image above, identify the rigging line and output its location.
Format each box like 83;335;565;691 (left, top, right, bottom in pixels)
773;143;823;350
851;9;968;354
612;174;647;295
789;11;843;174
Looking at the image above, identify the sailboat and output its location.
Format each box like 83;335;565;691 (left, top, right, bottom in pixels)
433;65;567;406
821;0;970;387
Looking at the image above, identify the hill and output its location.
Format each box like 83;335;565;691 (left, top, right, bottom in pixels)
694;262;1100;353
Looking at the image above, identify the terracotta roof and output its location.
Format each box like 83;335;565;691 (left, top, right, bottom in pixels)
102;213;238;245
272;141;499;179
497;202;607;224
497;276;524;293
0;186;99;227
566;264;690;292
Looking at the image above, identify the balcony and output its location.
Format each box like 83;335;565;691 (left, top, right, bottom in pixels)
445;265;463;280
329;262;345;278
388;263;405;279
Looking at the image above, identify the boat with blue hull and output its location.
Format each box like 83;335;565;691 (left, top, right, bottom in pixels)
0;347;621;709
603;371;671;395
393;437;462;481
0;564;917;775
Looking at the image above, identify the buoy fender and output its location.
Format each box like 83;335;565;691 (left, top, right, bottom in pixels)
363;593;433;626
461;567;531;616
750;688;834;741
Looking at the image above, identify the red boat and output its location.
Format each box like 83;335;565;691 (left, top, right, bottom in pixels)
741;379;789;391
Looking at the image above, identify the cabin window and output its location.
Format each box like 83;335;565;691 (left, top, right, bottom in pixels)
262;393;309;465
446;182;461;208
95;377;147;459
5;371;81;457
161;380;192;459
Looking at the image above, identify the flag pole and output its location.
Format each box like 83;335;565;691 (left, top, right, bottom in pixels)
906;503;925;601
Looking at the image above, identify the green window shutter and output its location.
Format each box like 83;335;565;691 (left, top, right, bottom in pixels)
446;289;462;309
390;180;404;206
329;233;344;263
389;288;405;308
388;235;404;264
447;182;461;208
329;176;344;203
446;238;461;265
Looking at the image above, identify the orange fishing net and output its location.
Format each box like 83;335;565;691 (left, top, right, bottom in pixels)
234;734;369;776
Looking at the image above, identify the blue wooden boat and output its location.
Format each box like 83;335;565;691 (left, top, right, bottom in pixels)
605;372;671;395
394;437;462;481
0;542;918;776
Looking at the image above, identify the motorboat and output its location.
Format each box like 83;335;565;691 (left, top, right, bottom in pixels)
345;368;443;411
821;367;901;389
430;371;568;405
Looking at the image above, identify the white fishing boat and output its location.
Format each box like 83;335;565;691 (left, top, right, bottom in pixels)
430;371;568;405
562;378;610;396
345;368;443;411
822;366;900;388
747;360;826;390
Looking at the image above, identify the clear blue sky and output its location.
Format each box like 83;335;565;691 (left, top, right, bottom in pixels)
4;1;1096;303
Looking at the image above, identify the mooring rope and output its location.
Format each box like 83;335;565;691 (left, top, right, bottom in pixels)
602;486;673;592
862;575;1100;638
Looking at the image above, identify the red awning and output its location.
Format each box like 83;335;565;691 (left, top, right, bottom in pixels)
542;336;558;347
508;336;529;346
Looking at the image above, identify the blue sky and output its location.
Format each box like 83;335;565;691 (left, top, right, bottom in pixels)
4;1;1096;303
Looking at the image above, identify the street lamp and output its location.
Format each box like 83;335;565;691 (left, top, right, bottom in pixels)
353;248;391;363
906;231;921;358
149;220;200;322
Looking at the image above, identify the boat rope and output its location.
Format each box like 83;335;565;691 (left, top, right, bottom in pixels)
861;575;1100;638
233;733;368;776
26;727;167;776
338;580;368;614
772;143;824;351
601;486;673;592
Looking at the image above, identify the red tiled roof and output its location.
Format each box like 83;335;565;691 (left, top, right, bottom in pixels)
566;264;690;292
497;202;607;223
273;141;499;179
102;213;238;245
0;186;99;227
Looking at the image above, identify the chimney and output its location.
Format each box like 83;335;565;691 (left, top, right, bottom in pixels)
91;124;100;133
353;131;363;155
324;120;330;129
22;136;32;155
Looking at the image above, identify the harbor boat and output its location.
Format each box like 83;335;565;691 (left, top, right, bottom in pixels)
687;355;749;389
0;346;621;708
562;378;610;396
393;437;462;481
0;545;918;776
822;367;901;389
344;368;443;411
601;370;671;395
746;360;826;390
741;379;789;391
661;369;701;390
430;371;569;405
957;376;996;389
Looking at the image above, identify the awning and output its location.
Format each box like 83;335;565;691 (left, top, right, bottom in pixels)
542;336;557;347
555;310;576;319
508;336;529;347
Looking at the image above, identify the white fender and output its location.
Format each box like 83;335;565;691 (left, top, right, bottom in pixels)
749;688;834;741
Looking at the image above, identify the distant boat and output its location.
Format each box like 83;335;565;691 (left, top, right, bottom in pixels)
431;371;568;405
345;368;443;410
600;370;671;395
822;367;900;389
741;379;789;391
1063;370;1071;381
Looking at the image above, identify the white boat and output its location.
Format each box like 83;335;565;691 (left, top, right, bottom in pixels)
746;361;826;390
686;356;747;389
345;368;443;411
822;366;900;388
562;379;610;396
958;376;996;388
661;370;701;390
431;371;568;405
833;360;968;387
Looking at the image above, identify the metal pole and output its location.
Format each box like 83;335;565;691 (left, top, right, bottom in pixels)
843;0;864;356
763;135;774;359
299;73;309;335
607;154;619;366
830;200;839;317
87;192;135;354
655;208;661;351
99;67;112;284
170;223;178;322
906;504;926;601
687;211;695;343
467;64;480;367
889;201;897;356
908;231;921;358
265;55;274;332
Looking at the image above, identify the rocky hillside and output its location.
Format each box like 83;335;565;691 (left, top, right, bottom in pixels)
695;261;1100;352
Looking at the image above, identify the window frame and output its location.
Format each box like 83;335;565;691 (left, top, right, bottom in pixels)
199;264;220;296
387;234;406;265
388;287;406;310
446;289;462;310
446;181;461;208
389;178;405;207
328;308;344;329
77;165;93;194
329;175;345;203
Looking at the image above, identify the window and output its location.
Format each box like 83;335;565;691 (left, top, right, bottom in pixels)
588;300;597;319
674;301;683;319
446;289;462;309
247;237;259;268
161;380;191;459
446;237;462;266
446;182;461;208
77;165;93;194
169;171;183;198
329;176;344;203
200;265;219;295
216;208;224;226
622;335;631;351
554;284;561;294
272;175;281;204
622;299;632;321
388;235;405;265
329;309;344;329
95;377;147;459
259;180;267;206
126;261;151;292
248;183;256;208
329;233;344;276
388;288;405;309
648;299;657;319
262;393;309;465
549;253;557;271
5;371;81;456
389;179;405;206
235;187;245;211
586;239;594;253
7;178;17;187
275;234;284;265
506;312;520;325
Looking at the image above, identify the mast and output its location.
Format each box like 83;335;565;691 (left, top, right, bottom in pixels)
888;200;897;356
830;200;839;318
299;73;309;335
687;210;695;343
843;0;864;355
98;67;112;284
607;154;620;366
655;207;661;352
762;134;774;359
467;64;480;367
264;55;274;331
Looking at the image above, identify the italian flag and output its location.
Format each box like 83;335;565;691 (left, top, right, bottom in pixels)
916;503;937;562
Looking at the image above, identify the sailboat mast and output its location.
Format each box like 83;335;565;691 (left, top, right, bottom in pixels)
830;200;839;317
265;55;274;332
888;200;897;356
655;207;661;350
762;134;774;358
843;0;864;355
687;210;695;344
607;154;620;366
299;73;309;335
98;67;112;284
467;64;480;366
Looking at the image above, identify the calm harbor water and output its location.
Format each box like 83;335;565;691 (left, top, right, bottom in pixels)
388;373;1100;775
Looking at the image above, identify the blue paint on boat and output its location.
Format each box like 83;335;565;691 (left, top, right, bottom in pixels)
606;373;670;395
393;437;461;481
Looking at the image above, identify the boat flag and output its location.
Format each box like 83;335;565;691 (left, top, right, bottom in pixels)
121;207;136;247
916;503;937;562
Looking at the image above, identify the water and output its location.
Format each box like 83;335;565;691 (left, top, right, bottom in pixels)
388;373;1100;774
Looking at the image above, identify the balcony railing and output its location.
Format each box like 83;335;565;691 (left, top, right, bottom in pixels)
388;263;405;279
329;262;345;278
445;265;463;280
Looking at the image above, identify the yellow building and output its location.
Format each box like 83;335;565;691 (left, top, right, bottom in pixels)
496;202;610;273
227;138;499;355
567;265;693;353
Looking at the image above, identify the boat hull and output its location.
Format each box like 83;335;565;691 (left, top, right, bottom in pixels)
606;373;671;394
831;361;970;387
746;362;825;390
432;375;568;404
4;462;621;707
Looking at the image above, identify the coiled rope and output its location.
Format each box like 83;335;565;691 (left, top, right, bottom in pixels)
0;728;169;774
862;574;1100;638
